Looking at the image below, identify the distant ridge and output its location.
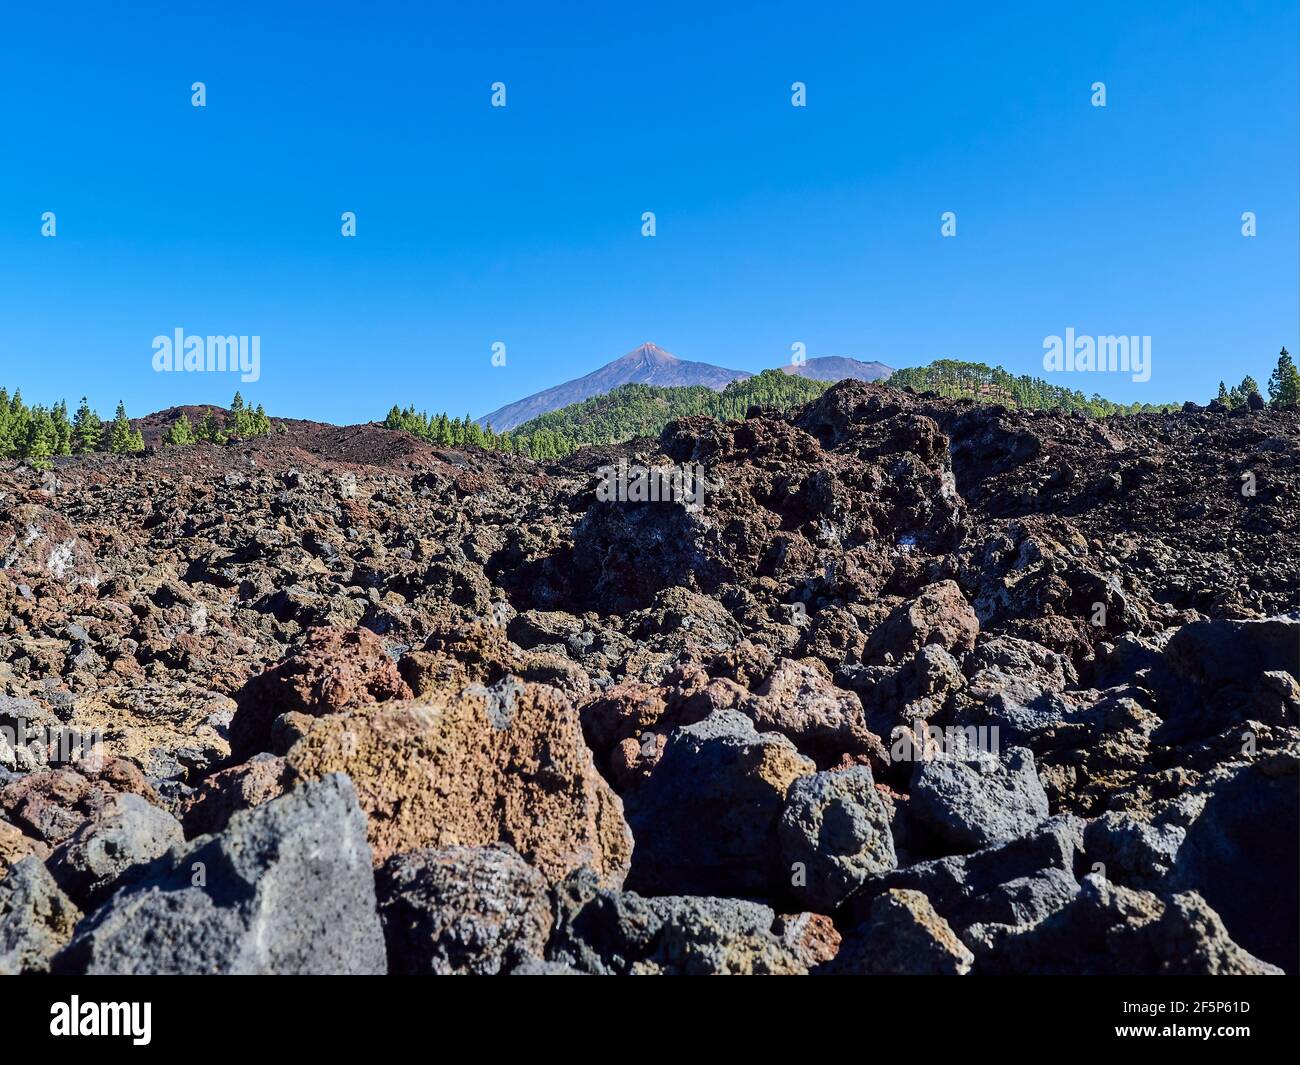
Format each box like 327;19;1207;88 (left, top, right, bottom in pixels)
783;355;893;383
478;343;749;431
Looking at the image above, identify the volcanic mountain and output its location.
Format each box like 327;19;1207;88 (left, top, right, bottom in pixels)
478;343;750;431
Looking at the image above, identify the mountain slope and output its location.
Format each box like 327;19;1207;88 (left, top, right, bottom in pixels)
479;343;750;431
783;355;893;382
504;370;833;455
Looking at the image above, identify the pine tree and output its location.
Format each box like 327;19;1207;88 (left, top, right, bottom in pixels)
196;410;225;444
1268;347;1300;408
50;401;72;455
109;401;143;454
72;397;103;453
23;407;58;460
164;413;196;446
0;389;12;458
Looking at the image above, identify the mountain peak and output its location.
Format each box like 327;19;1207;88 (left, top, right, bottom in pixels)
621;342;679;365
477;343;894;431
478;343;747;430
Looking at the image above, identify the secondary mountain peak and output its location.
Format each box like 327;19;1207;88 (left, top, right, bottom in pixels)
783;355;893;383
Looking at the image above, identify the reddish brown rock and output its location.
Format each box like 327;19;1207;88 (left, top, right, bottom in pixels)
401;618;517;696
750;658;887;770
867;580;980;663
0;758;158;850
0;819;49;880
282;678;633;885
230;626;412;759
775;911;842;967
579;665;731;780
180;754;290;836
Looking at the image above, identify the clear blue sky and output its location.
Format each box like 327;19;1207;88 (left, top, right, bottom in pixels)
1;0;1296;422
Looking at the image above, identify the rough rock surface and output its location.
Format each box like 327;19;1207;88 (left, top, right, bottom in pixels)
229;625;411;759
282;679;633;885
1;381;1296;975
972;874;1283;975
826;888;973;975
47;791;183;908
777;766;896;910
547;867;809;975
0;856;82;974
623;709;814;896
376;843;552;974
909;746;1051;852
55;774;386;974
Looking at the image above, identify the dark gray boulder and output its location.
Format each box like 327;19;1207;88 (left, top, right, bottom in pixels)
376;843;552;974
824;887;973;975
777;766;896;911
1156;615;1300;741
547;867;807;975
624;709;814;897
47;792;183;909
1083;809;1188;886
850;814;1084;933
910;746;1050;852
55;773;386;974
1166;760;1299;974
973;874;1283;975
0;856;81;974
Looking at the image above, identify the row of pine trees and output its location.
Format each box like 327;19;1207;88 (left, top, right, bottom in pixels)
886;359;1181;416
383;406;577;459
0;391;272;463
386;352;1300;462
0;391;142;461
10;353;1296;467
161;393;273;447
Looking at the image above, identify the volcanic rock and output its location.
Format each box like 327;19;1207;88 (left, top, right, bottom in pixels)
47;791;184;908
826;888;973;975
376;844;553;975
777;766;897;911
909;746;1051;852
55;774;386;975
972;875;1283;975
547;867;808;975
281;678;633;885
0;856;81;974
2;378;1297;976
229;625;411;760
623;709;814;896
